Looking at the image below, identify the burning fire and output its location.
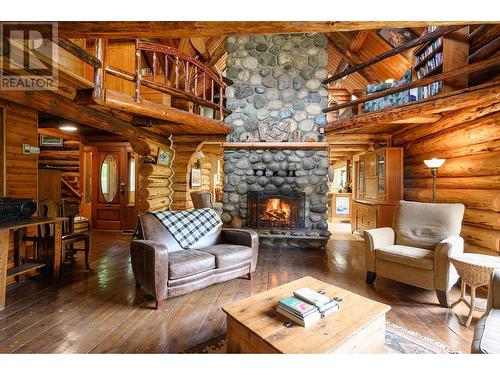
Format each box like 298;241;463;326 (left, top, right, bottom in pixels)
261;198;291;224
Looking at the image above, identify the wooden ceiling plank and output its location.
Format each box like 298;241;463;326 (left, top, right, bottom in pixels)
323;25;466;84
327;34;379;83
349;30;370;52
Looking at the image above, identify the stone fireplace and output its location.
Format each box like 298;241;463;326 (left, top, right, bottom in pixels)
221;33;332;248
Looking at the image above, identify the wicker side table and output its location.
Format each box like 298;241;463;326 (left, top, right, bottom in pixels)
450;253;500;327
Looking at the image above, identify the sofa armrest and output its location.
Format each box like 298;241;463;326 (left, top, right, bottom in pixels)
364;228;395;272
221;228;259;272
488;269;500;310
433;236;464;292
130;239;169;301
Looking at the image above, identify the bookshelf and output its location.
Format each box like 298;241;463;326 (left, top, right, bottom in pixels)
412;26;469;100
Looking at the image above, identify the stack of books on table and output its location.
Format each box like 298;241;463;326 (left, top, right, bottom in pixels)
276;287;339;327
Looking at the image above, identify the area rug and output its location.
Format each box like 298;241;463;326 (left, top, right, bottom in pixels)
185;322;460;354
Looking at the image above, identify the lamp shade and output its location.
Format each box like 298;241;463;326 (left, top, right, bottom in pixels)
424;158;446;169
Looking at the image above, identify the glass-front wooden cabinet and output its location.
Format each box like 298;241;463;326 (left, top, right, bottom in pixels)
352;147;403;233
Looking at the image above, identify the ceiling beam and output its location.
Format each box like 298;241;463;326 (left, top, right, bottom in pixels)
0;89;170;144
349;30;371;52
38;127;85;143
326;81;500;134
189;37;210;61
47;21;485;39
326;34;379;83
324;25;465;84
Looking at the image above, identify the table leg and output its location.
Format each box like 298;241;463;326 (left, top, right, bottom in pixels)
451;279;465;308
0;230;9;310
53;221;62;280
14;228;25;282
465;285;477;327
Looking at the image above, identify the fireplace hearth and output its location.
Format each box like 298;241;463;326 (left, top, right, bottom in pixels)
247;192;305;229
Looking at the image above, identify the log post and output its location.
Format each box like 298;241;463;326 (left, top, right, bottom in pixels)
135;39;142;103
93;38;108;104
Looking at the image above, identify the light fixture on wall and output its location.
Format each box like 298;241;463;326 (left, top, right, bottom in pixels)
424;158;446;202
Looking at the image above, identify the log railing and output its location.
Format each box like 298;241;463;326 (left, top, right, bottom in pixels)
54;38;228;120
108;39;229;119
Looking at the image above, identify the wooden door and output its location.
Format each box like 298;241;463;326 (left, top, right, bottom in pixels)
92;146;127;230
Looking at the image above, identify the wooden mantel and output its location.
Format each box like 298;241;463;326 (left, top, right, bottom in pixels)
222;142;329;149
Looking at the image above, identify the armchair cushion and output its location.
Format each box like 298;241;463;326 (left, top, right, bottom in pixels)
168;250;215;280
376;245;434;271
393;201;465;250
200;244;252;268
471;309;500;354
488;269;500;311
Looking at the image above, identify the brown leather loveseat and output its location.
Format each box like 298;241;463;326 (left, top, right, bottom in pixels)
130;212;259;309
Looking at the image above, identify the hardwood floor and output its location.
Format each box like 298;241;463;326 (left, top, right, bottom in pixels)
0;222;481;353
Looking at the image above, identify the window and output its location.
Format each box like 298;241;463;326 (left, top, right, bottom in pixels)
128;152;136;205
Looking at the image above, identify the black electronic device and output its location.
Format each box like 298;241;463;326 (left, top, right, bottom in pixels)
0;197;37;222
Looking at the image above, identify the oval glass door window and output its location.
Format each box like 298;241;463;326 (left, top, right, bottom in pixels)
100;154;118;202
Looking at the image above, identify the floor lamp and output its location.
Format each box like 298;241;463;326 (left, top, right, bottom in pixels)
424;158;446;202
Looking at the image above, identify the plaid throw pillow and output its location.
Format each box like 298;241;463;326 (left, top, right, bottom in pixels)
152;208;221;249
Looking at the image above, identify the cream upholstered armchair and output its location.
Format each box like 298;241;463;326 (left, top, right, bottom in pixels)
472;269;500;354
364;200;465;307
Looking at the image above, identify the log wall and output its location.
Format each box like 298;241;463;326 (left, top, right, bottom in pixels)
38;140;82;204
170;136;225;211
0;100;38;284
131;137;174;213
393;102;500;256
186;144;223;209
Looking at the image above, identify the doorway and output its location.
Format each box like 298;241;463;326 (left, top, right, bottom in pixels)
91;144;137;231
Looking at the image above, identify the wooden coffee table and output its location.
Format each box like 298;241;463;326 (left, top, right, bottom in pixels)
222;276;391;353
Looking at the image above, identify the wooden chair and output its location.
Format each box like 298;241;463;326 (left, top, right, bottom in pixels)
22;200;60;265
60;199;90;270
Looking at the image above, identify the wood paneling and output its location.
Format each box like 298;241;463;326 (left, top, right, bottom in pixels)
0;107;4;196
400;101;500;255
0;100;38;285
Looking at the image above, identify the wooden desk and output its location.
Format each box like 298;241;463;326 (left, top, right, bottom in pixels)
0;217;65;310
222;276;391;353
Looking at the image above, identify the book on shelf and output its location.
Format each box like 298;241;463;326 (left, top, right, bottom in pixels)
416;52;443;79
276;288;339;327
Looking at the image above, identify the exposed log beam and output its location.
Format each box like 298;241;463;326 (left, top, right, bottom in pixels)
0;90;170;144
349;30;370;52
323;25;466;84
189;38;210;61
55;39;101;68
38;127;85;143
326;81;500;134
104;89;231;135
326;34;379;83
48;21;486;39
